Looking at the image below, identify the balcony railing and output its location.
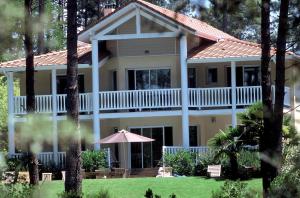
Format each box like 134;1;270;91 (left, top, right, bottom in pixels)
13;86;291;115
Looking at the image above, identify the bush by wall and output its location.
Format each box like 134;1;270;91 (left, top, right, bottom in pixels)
81;150;108;172
163;150;195;176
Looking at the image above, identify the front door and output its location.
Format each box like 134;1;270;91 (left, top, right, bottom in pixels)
130;126;173;168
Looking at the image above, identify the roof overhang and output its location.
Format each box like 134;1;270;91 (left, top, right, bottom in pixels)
187;54;299;64
0;56;110;73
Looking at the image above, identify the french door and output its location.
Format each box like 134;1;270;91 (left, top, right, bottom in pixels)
130;126;173;168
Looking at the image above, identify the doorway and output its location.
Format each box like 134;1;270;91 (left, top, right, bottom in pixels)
130;126;173;168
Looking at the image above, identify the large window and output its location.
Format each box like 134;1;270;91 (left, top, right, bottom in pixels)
128;69;171;90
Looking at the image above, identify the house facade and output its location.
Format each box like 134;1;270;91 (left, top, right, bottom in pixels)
0;0;299;169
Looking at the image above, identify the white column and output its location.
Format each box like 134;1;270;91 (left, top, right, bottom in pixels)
51;69;58;164
7;72;15;155
231;61;237;127
92;39;101;150
180;35;189;148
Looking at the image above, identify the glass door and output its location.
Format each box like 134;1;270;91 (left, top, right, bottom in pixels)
130;127;173;168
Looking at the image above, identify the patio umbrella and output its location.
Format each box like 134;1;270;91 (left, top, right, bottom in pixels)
98;129;154;168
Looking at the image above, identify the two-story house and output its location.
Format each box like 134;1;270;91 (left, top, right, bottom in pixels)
0;0;299;169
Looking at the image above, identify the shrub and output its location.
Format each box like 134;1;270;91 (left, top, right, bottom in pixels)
194;150;217;176
211;180;260;198
238;150;260;169
0;183;34;198
81;150;108;172
144;188;175;198
269;170;300;198
269;145;300;197
164;150;195;176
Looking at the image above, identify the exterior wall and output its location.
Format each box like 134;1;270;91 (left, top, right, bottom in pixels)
101;55;180;90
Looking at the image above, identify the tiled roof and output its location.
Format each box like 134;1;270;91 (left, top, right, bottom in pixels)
79;0;236;41
136;0;235;41
188;39;279;60
0;42;92;68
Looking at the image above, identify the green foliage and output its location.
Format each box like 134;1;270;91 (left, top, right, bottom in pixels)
87;188;112;198
211;180;261;198
164;150;195;176
238;150;260;170
269;170;300;198
195;150;217;176
58;191;83;198
0;76;19;151
81;150;108;172
0;184;34;198
144;188;176;198
5;156;28;172
269;144;300;197
200;0;261;41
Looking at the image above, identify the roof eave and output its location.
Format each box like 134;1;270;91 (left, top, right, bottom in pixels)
187;54;298;64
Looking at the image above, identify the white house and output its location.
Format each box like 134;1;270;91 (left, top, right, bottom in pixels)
0;0;299;169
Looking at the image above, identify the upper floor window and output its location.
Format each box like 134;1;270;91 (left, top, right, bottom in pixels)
207;68;218;84
56;75;85;94
188;68;196;88
243;67;260;86
128;69;171;90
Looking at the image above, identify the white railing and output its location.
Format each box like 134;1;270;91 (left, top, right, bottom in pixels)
189;87;232;107
162;146;209;155
12;152;66;168
14;93;92;114
236;86;262;106
11;148;111;169
12;86;291;115
99;88;181;110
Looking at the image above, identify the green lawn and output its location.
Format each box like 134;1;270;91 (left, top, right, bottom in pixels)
39;177;262;198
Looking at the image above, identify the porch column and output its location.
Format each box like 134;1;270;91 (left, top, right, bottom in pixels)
92;39;101;150
231;61;237;127
7;72;15;155
180;35;189;148
51;69;58;164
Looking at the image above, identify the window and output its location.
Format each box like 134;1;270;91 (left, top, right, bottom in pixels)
207;68;218;84
128;69;171;90
189;126;198;146
243;67;260;86
56;74;85;94
188;68;196;88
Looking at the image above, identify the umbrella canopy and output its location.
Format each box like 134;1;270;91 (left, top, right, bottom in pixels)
99;129;154;144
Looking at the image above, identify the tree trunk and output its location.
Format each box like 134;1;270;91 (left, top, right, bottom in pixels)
25;0;39;186
37;0;45;55
272;0;289;179
222;1;228;32
260;0;273;196
229;153;238;180
64;0;82;195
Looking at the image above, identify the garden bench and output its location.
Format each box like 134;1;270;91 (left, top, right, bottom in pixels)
207;165;221;177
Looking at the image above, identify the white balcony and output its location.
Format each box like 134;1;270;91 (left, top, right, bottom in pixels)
13;86;291;115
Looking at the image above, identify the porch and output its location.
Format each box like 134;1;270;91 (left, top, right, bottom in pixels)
12;86;291;115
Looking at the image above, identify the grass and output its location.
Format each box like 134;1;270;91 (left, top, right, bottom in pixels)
39;177;262;198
